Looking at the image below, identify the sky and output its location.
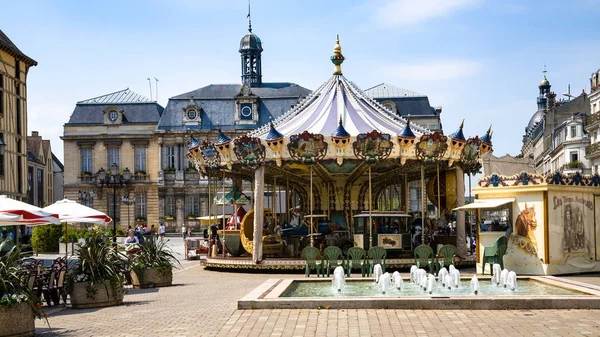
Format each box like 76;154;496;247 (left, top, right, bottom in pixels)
2;0;599;164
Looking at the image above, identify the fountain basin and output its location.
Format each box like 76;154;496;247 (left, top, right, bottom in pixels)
239;276;600;310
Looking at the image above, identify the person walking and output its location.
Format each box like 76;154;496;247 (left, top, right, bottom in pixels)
159;223;166;241
182;226;187;240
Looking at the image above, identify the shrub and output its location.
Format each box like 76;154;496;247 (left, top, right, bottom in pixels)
31;225;63;252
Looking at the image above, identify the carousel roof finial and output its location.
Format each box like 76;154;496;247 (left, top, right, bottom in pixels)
481;125;493;144
215;125;232;146
399;119;416;138
265;118;284;141
188;136;200;149
450;119;466;141
331;34;345;75
332;115;350;138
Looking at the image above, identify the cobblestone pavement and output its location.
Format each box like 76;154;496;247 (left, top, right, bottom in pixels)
36;266;600;337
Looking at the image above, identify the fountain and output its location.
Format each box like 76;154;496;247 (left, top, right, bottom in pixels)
392;271;403;291
416;269;427;289
332;266;345;293
492;264;501;285
373;264;383;283
444;275;454;290
506;271;517;291
409;265;418;283
438;267;449;287
378;272;391;294
426;274;436;294
450;268;461;288
470;275;479;295
499;269;509;287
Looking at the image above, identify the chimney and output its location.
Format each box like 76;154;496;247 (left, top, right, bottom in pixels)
31;131;39;137
546;91;556;111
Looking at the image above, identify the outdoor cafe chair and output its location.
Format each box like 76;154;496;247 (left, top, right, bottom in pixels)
302;246;323;277
346;246;367;277
367;246;387;276
323;246;344;277
414;244;436;274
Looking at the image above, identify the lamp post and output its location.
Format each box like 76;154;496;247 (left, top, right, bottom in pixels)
121;194;135;230
96;163;131;244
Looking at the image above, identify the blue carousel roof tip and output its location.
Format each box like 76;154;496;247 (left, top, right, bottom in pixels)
188;136;200;149
399;124;416;138
332;122;351;138
265;123;284;141
215;129;231;145
481;126;492;144
450;127;466;141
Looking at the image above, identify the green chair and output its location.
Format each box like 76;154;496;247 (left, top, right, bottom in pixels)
436;244;457;269
482;236;508;275
302;246;323;277
414;245;436;274
367;246;387;276
346;247;367;277
323;246;344;277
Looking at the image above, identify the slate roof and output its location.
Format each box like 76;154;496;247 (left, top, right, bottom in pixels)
27;150;44;165
159;82;311;131
67;89;164;125
0;30;37;66
364;83;424;98
52;153;64;171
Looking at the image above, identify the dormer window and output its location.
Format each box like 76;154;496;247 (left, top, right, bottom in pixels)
381;101;397;114
234;84;259;125
109;110;118;122
182;97;201;126
240;104;253;120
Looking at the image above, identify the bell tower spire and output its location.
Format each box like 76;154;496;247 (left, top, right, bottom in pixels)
537;66;551;110
239;0;262;86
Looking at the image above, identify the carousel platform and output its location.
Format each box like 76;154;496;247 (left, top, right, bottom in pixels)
201;254;476;272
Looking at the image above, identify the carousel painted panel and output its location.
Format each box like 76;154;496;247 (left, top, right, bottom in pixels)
596;195;600;261
547;191;596;271
354;234;364;249
503;192;546;275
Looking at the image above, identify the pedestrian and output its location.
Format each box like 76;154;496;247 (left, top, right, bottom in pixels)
187;227;193;238
159;223;166;241
182;226;187;240
150;224;157;239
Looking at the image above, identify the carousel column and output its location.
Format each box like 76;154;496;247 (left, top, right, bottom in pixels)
455;166;467;259
252;166;265;263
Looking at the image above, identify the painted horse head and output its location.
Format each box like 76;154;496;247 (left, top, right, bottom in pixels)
515;203;537;243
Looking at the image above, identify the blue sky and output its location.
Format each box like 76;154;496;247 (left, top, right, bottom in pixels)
2;0;599;163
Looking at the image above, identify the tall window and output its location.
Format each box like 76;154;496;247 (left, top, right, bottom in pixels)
166;146;176;169
107;147;119;167
37;168;43;206
27;167;33;204
571;125;577;138
570;152;578;163
108;195;121;222
164;196;175;217
134;147;146;173
0;133;4;176
185;195;199;217
80;148;92;173
135;192;147;219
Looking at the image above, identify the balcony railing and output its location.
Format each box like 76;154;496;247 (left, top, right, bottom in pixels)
586;143;600;157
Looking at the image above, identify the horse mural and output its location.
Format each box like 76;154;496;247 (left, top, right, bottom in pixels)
512;203;538;256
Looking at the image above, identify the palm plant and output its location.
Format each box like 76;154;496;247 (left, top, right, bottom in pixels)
131;238;180;274
0;247;29;304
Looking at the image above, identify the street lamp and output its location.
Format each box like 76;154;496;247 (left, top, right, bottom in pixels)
121;194;135;230
96;163;131;244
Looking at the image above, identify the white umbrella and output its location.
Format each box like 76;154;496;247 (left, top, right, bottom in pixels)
0;195;60;225
43;199;112;224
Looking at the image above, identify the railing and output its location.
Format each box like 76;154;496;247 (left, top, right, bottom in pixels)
586;143;600;157
585;112;600;128
132;174;149;182
78;174;95;183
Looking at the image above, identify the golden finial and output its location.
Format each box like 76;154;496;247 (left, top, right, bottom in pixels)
331;34;345;75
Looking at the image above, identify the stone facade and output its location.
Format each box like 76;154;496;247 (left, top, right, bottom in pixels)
26;131;55;207
585;69;600;173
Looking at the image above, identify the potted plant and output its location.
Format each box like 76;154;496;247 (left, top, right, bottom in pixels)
186;214;197;220
66;228;126;309
130;238;180;289
134;170;146;176
135;216;147;222
0;247;48;337
164;215;175;220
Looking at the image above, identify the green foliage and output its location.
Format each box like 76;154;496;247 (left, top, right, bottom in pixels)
0;247;28;302
31;225;63;252
567;160;583;169
131;238;180;274
67;228;126;288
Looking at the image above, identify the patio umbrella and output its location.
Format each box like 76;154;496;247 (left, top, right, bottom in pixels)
0;195;60;225
43;199;111;225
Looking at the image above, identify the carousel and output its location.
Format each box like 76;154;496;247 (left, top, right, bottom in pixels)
187;36;493;270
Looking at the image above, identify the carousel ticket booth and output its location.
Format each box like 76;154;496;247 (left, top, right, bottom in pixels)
467;172;600;275
187;36;494;268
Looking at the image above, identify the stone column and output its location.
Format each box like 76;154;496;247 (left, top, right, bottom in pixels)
252;166;265;264
455;167;466;258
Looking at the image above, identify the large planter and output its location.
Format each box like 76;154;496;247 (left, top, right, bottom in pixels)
131;268;173;289
69;280;124;309
0;302;35;337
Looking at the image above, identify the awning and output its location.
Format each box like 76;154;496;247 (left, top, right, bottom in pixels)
197;215;226;225
453;198;515;211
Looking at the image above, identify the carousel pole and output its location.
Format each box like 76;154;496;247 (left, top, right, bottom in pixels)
286;179;290;223
253;166;265;263
368;165;373;250
207;174;211;256
273;177;277;226
222;174;226;258
404;174;409;213
421;163;426;245
437;163;441;218
310;165;314;247
279;183;283;224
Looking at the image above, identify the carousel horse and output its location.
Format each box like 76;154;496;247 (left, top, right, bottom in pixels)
513;203;538;255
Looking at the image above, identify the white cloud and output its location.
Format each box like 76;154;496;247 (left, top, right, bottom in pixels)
385;60;482;82
372;0;480;27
